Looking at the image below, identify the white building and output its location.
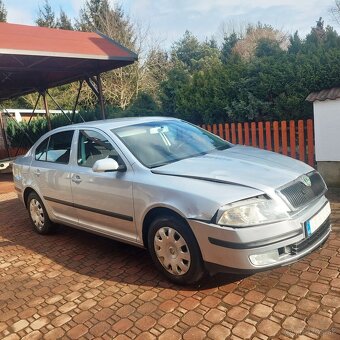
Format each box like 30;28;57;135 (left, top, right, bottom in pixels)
307;87;340;187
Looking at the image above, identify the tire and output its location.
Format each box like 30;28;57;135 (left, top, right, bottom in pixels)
27;192;55;235
148;214;205;285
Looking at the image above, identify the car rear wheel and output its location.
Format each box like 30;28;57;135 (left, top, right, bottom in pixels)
148;214;205;285
27;192;54;234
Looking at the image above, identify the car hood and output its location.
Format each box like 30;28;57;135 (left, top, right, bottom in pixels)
152;145;313;194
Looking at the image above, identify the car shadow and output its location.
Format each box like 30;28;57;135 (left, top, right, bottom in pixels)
0;196;247;291
327;188;340;203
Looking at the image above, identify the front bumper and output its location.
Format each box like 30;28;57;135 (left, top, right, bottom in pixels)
189;195;331;273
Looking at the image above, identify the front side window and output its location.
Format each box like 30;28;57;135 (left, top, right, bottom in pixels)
77;130;122;168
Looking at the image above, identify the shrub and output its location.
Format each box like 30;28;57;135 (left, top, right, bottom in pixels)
6;110;99;147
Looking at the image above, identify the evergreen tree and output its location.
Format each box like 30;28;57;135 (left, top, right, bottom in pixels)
255;39;282;57
171;31;204;71
0;0;7;22
76;0;110;31
288;31;302;54
221;32;238;63
160;18;340;123
36;0;56;28
56;9;73;30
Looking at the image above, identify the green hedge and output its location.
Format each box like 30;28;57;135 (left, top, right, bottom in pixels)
6;110;101;148
6;100;164;148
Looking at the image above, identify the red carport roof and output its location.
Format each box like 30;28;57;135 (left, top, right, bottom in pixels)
0;22;138;100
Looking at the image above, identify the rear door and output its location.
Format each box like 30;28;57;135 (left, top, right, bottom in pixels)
70;129;136;242
30;130;76;224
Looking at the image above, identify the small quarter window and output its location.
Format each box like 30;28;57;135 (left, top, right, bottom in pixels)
35;137;49;161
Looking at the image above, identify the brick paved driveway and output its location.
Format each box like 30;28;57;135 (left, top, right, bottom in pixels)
0;188;339;340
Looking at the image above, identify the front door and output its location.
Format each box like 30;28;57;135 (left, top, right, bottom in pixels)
70;129;136;242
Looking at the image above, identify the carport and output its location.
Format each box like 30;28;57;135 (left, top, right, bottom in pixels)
0;22;137;158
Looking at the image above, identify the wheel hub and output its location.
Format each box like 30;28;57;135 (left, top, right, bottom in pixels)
154;226;191;276
169;246;176;256
29;199;44;229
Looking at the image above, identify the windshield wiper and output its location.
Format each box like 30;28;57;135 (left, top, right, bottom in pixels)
149;151;209;169
150;159;179;169
216;144;231;150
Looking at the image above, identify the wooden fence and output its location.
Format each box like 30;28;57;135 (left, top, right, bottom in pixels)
202;119;315;166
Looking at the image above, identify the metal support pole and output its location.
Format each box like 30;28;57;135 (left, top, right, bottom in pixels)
46;90;72;123
72;80;83;123
0;112;11;159
27;93;41;126
97;74;106;120
85;78;99;98
41;91;52;130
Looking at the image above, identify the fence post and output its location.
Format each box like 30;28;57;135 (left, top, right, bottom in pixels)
273;121;280;153
244;122;250;145
289;120;296;158
218;123;224;139
298;120;305;162
225;123;230;141
265;121;272;151
231;123;237;144
258;122;264;149
213;124;217;135
281;121;288;155
251;122;257;147
237;123;243;145
307;119;314;166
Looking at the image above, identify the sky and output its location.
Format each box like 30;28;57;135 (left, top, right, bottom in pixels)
2;0;338;47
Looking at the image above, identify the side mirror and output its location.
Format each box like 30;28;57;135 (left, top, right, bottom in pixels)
92;158;120;172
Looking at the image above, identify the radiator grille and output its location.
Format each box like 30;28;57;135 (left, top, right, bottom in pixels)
290;218;330;255
279;172;326;210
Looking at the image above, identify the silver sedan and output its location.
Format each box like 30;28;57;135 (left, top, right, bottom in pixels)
13;117;331;284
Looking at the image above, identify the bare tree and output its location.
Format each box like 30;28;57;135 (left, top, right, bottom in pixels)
218;19;248;41
331;1;340;26
232;23;289;60
76;1;167;110
143;46;171;105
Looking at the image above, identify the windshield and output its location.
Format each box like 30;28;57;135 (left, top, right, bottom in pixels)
113;120;232;168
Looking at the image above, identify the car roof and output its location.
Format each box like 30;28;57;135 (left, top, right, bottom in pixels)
51;116;179;132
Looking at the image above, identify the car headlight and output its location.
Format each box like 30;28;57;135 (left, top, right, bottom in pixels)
217;196;290;227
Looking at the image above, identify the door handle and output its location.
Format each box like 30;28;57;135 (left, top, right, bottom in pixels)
34;169;41;176
71;174;82;183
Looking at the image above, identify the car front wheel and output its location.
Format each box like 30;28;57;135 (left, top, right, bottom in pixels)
27;192;54;234
148;214;205;285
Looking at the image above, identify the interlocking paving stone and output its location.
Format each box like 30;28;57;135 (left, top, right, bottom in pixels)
0;189;339;338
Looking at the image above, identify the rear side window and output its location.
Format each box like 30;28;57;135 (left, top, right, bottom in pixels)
47;131;74;164
35;131;74;164
78;130;122;168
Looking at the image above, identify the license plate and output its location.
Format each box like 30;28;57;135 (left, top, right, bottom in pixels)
305;202;331;237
